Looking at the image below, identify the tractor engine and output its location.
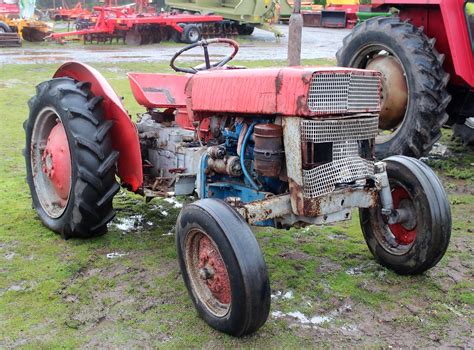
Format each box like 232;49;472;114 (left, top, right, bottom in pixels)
136;67;382;226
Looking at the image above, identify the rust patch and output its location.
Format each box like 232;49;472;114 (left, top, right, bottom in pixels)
142;87;176;105
301;72;313;85
288;177;305;216
296;95;307;115
275;69;283;94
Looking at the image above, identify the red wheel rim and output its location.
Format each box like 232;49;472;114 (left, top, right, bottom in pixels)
31;108;72;218
388;186;416;245
185;229;231;317
198;235;231;305
42;122;71;205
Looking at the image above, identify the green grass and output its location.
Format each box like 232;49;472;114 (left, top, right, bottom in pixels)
0;60;472;348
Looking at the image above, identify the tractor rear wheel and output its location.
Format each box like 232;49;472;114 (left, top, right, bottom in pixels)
336;16;451;159
176;199;271;336
359;156;451;275
25;78;119;239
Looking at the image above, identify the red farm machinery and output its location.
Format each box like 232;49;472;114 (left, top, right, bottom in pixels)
25;38;452;335
337;0;474;156
49;0;232;45
49;1;91;21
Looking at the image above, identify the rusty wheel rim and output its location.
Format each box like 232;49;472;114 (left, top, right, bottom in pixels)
375;181;417;255
31;107;71;218
350;44;409;144
184;228;231;317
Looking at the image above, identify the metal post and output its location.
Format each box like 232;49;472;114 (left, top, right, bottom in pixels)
288;0;303;66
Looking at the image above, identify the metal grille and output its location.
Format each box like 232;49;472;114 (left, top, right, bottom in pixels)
307;72;380;114
301;116;379;143
301;117;378;198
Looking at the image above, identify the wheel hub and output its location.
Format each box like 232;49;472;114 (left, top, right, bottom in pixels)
388;187;417;245
366;55;408;130
42;122;71;202
197;236;231;305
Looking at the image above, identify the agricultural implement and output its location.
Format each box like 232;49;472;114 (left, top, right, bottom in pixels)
0;0;52;46
337;0;474;155
49;1;91;21
49;1;226;45
25;39;452;336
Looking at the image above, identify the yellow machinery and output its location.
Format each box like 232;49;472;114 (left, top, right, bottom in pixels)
0;0;51;46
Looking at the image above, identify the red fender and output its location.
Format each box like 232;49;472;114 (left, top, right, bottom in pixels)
54;61;143;192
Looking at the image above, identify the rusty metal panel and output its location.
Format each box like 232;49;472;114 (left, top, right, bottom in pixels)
282;117;304;216
188;67;380;118
189;68;281;115
128;73;190;108
237;194;293;224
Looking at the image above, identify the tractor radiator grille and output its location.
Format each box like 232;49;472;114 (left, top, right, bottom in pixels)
301;116;378;198
307;72;381;114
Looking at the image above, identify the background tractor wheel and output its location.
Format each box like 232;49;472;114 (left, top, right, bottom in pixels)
0;21;11;33
359;156;451;275
176;199;271;336
236;24;254;36
182;24;201;44
336;16;451;159
25;78;120;239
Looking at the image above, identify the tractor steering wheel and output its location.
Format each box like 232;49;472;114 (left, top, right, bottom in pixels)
170;38;239;74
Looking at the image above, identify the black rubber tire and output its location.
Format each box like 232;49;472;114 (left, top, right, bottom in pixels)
0;21;11;33
176;199;271;336
182;24;201;44
171;23;186;43
237;24;254;36
336;16;451;159
25;78;120;239
359;155;451;275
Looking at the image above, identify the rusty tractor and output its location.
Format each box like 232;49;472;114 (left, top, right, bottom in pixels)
337;0;474;157
25;39;451;336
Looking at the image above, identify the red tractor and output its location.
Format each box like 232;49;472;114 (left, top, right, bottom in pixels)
337;0;474;157
25;39;451;336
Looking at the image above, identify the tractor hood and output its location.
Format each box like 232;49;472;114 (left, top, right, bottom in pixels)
186;67;381;117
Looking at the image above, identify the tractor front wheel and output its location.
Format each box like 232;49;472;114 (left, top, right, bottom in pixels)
359;156;451;275
25;78;120;238
176;199;271;336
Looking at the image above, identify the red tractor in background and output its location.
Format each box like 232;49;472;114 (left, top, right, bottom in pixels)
337;0;474;158
25;39;452;336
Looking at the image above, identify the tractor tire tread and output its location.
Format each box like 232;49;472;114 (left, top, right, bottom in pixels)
75;136;105;160
25;78;118;239
97;150;119;177
336;16;450;158
95;120;114;142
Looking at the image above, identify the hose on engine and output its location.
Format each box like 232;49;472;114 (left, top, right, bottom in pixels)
240;123;260;190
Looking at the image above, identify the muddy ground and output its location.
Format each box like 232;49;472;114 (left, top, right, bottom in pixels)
0;57;473;348
0;25;350;65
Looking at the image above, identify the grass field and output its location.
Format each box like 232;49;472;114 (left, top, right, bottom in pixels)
0;60;473;348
